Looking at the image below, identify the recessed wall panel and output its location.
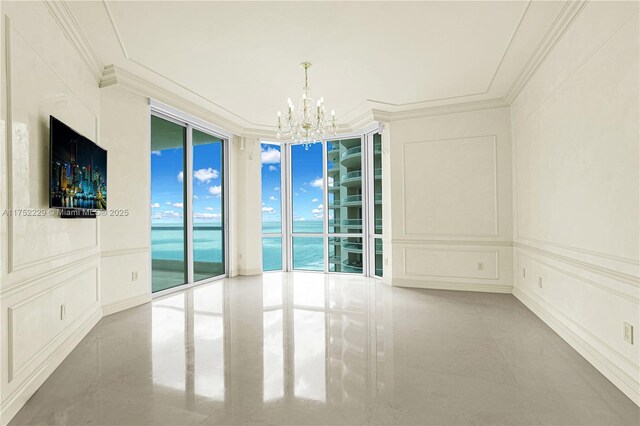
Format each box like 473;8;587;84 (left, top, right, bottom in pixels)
402;136;497;237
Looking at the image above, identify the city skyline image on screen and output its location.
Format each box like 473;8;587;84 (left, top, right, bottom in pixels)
50;116;107;210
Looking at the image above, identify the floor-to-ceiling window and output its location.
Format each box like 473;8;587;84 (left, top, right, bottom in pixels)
261;127;382;278
151;105;228;294
192;129;225;281
290;143;325;271
368;132;383;278
327;138;364;274
261;142;284;271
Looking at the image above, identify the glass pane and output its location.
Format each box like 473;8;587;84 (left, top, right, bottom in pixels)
374;238;383;277
373;133;382;235
261;143;282;233
193;129;225;281
328;237;363;274
291;143;324;233
151;116;187;293
292;237;324;271
262;237;283;271
327;138;362;234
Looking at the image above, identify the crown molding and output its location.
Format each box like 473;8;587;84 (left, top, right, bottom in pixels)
504;0;587;105
100;65;275;138
42;0;103;82
372;98;509;123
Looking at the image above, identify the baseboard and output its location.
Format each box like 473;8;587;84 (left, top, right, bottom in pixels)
513;286;640;407
392;278;512;293
0;306;102;425
239;268;262;276
102;293;151;316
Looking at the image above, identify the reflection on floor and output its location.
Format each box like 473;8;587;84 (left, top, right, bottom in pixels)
10;273;639;425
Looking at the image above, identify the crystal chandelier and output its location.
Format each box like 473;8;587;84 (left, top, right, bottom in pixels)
276;62;338;148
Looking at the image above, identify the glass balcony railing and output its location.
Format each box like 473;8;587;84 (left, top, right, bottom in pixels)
341;170;362;186
374;193;382;203
343;242;363;253
341;146;361;159
342;259;363;273
375;168;382;179
342;195;362;205
340;146;362;167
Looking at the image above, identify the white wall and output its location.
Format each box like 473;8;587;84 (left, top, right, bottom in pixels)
510;1;639;405
99;85;151;314
388;107;513;292
0;2;102;422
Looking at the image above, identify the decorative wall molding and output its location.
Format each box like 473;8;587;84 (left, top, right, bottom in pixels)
515;242;640;289
7;263;99;382
504;1;587;104
372;98;508;123
100;247;149;258
402;247;500;281
514;287;640;406
392;239;512;247
1;252;100;296
401;135;499;238
101;65;274;139
41;0;103;82
0;306;101;424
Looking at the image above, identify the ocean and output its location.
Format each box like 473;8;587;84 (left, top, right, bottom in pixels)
151;220;326;271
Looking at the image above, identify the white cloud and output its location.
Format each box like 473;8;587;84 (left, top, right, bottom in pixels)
172;202;183;208
161;210;181;218
194;212;221;220
193;195;199;199
294;217;306;221
274;187;280;191
269;196;277;201
165;202;172;205
151;202;160;208
193;167;219;183
268;165;277;172
311;198;319;203
262;206;275;214
300;187;307;193
209;185;222;197
205;207;215;211
310;177;323;189
151;151;161;156
261;146;281;164
311;204;324;214
177;171;184;183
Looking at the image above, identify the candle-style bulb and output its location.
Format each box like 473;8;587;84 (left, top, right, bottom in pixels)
277;111;281;117
331;109;335;116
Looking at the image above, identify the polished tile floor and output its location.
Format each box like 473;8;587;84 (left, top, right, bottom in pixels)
10;273;640;425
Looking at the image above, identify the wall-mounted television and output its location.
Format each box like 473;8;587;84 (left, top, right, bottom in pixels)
49;116;107;212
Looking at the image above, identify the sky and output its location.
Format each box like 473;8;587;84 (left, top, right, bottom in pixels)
151;142;223;224
261;142;326;233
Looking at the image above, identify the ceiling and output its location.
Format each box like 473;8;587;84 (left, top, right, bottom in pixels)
67;1;565;130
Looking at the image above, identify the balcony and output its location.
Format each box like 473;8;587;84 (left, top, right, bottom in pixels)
342;259;363;273
340;146;361;168
375;168;382;179
340;170;362;187
342;195;362;206
342;242;363;253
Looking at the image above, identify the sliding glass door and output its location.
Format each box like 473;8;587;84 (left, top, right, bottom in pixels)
151;116;187;292
151;110;228;294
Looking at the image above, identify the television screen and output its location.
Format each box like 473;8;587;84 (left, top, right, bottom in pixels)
50;116;107;210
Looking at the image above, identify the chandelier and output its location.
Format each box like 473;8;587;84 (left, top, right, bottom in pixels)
276;62;338;148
